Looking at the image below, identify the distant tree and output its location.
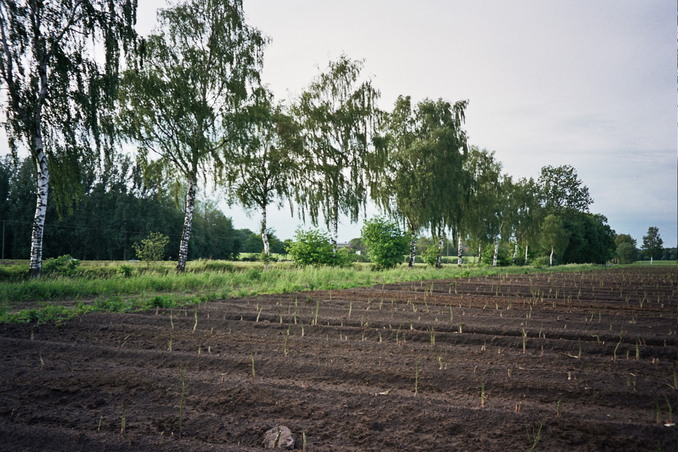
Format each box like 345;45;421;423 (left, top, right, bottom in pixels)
361;217;408;270
560;212;615;264
0;0;137;276
348;237;366;254
538;165;593;214
615;234;637;264
540;214;569;266
293;55;381;250
118;0;265;272
642;226;663;264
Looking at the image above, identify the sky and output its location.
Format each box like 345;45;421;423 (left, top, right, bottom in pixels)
15;1;678;247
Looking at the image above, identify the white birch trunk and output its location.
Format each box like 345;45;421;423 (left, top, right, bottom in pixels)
408;234;417;267
330;202;339;253
176;176;197;272
524;242;529;264
492;236;499;267
29;140;49;278
477;243;482;265
28;51;50;278
549;246;554;267
512;242;518;264
260;205;270;267
457;234;463;266
436;236;444;268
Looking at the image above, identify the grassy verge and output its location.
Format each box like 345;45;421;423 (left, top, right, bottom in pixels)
0;261;609;324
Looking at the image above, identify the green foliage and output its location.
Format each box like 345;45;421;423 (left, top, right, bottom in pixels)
642;227;663;261
361;217;408;270
0;0;137;277
133;232;170;264
616;242;638;264
422;244;442;267
288;229;353;267
376;95;469;266
43;255;81;277
540;214;569;265
293;55;381;238
561;212;615;264
538;165;593;213
118;265;134;278
482;243;511;267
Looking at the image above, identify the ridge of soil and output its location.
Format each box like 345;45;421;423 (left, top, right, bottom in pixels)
1;266;677;451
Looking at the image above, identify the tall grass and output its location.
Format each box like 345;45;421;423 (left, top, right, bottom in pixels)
0;260;603;324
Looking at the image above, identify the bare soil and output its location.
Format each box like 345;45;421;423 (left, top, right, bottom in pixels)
1;266;677;451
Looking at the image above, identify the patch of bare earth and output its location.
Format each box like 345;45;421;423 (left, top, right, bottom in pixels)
1;266;676;451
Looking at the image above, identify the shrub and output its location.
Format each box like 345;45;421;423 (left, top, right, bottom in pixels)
43;255;81;277
288;229;352;267
133;232;170;265
118;265;134;278
361;217;409;270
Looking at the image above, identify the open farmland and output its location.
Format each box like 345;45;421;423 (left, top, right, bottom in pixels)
0;266;676;451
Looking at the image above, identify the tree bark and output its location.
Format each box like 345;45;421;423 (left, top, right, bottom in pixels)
408;231;416;267
457;234;463;267
524;242;529;264
492;236;499;267
436;235;444;269
512;242;518;264
260;205;270;267
549;246;554;267
29;139;49;278
176;175;197;272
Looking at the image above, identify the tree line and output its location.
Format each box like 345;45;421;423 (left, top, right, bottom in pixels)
0;0;670;275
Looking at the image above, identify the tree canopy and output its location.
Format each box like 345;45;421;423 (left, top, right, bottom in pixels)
118;0;265;272
0;0;137;276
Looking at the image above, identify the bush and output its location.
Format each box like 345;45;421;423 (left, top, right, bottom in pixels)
43;255;81;277
133;232;170;265
361;217;409;270
118;265;134;278
422;244;441;267
288;229;353;267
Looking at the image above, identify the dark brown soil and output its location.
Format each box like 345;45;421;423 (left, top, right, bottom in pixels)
1;266;677;451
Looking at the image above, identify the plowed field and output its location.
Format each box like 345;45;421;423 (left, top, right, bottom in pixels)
1;266;677;451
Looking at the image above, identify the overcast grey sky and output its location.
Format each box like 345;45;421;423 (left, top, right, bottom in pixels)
140;1;677;246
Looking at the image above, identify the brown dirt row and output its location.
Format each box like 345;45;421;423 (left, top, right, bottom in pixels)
0;266;676;450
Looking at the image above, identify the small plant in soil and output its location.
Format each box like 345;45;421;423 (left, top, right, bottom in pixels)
479;380;486;408
526;422;543;451
414;357;421;396
178;365;187;436
120;400;127;434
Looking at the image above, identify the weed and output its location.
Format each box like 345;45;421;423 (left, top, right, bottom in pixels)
526;422;543;451
414;358;421;396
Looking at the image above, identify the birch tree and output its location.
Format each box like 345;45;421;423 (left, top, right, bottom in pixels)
118;0;265;272
0;0;137;276
228;88;302;265
538;165;593;214
463;147;502;264
377;96;468;268
293;55;381;250
540;214;569;266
